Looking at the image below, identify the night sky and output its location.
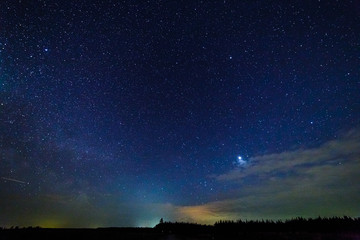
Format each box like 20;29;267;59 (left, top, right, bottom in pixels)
1;0;360;228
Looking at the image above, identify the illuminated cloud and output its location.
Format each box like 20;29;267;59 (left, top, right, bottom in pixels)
175;200;242;224
175;129;360;224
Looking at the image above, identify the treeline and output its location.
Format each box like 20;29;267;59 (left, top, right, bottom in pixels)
215;216;360;233
155;216;360;234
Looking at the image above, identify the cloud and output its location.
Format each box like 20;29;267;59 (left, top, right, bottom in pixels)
217;128;360;182
175;128;360;223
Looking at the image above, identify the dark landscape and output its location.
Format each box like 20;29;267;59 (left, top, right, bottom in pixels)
1;217;360;240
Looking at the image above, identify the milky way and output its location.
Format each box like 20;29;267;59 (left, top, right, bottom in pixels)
0;0;359;227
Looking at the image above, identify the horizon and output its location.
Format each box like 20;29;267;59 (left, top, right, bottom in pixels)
2;216;360;229
1;0;359;228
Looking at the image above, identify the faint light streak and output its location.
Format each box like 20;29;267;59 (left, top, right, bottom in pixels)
1;177;29;185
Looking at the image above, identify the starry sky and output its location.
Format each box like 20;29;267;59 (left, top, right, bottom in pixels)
1;0;360;228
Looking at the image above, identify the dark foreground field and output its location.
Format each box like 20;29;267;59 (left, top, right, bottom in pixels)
1;228;360;240
1;218;360;240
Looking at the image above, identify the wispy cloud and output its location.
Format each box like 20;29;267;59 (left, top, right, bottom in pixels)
217;128;360;182
175;128;360;223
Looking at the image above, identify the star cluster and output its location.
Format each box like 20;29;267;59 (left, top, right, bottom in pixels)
0;0;359;227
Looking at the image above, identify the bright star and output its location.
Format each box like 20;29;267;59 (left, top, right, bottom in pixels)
236;155;247;167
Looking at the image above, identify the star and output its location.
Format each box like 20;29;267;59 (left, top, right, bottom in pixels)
236;156;247;167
